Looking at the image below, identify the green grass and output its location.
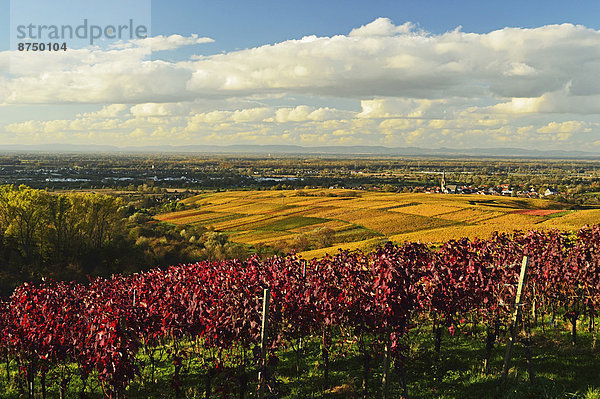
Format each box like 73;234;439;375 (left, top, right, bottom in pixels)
403;326;600;399
544;210;577;220
3;319;600;398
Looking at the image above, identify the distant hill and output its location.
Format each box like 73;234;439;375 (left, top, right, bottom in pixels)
157;189;590;259
0;143;599;159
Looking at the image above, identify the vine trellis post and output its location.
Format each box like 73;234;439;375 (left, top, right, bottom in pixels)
258;288;270;399
502;256;535;382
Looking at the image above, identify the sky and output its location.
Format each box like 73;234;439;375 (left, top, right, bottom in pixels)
1;0;600;150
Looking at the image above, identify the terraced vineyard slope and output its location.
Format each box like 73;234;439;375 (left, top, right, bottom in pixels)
155;189;597;258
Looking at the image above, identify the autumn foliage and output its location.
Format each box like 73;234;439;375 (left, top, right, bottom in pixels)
2;225;600;396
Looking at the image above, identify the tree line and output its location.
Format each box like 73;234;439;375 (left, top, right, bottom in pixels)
0;185;251;296
0;186;126;294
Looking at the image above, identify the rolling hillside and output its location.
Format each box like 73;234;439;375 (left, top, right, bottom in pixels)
155;189;598;258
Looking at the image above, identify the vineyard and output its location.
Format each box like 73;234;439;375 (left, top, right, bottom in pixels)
155;190;595;258
3;225;600;398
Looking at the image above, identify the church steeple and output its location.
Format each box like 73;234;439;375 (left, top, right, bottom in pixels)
441;172;446;192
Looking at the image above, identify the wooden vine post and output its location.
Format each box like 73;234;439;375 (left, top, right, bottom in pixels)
299;264;306;351
381;327;392;399
502;256;530;380
258;288;270;399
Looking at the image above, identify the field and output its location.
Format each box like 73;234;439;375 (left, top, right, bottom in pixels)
154;189;599;257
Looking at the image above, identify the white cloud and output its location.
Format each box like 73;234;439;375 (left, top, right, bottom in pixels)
125;34;215;51
1;21;600;150
492;97;542;114
492;86;600;115
231;107;271;123
537;121;590;134
183;23;599;102
3;101;599;150
274;106;347;122
130;103;186;117
503;62;537;77
78;104;128;118
3;22;600;109
357;98;448;119
349;18;415;37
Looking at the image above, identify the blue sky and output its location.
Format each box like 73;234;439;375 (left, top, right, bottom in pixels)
145;0;600;61
4;0;599;55
151;0;600;50
1;1;600;150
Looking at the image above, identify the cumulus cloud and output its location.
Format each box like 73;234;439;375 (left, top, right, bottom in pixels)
183;22;600;103
503;62;538;77
130;102;187;117
4;101;599;150
349;18;415;37
274;106;348;122
78;104;128;118
357;98;450;119
537;121;590;134
3;22;600;109
493;87;600;115
1;20;600;149
124;34;215;51
231;107;272;123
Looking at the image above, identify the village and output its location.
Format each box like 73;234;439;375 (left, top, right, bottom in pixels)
423;172;558;197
